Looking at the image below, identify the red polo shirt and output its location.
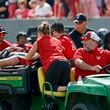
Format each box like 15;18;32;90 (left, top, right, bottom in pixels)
37;35;67;72
59;35;75;59
73;48;110;80
0;40;11;51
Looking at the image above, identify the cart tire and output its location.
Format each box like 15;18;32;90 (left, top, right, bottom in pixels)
71;102;99;110
0;106;3;110
42;103;58;110
0;100;12;110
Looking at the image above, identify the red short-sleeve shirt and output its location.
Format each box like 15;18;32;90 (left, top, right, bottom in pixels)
0;40;11;51
37;35;67;72
73;48;110;80
59;35;76;59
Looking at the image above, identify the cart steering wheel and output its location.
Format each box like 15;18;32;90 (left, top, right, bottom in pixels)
101;64;110;74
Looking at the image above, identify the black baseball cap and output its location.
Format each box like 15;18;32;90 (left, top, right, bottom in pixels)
73;13;87;23
0;26;7;34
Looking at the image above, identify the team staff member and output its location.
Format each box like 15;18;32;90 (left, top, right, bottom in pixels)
69;13;93;48
0;31;34;65
51;21;76;60
1;31;33;58
103;31;110;51
12;31;32;53
26;21;71;92
73;31;110;80
0;25;11;51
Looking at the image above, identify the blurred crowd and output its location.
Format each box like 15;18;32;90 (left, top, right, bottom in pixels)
1;0;110;19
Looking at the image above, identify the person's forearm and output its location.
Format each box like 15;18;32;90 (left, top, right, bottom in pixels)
26;42;37;60
32;53;40;60
26;48;36;60
0;7;7;12
75;59;93;70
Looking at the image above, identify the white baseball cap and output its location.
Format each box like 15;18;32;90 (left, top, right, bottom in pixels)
81;31;100;42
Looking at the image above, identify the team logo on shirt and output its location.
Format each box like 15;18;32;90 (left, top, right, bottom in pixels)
96;56;101;60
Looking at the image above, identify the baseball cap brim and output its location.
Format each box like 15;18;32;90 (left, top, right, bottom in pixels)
81;37;91;41
81;36;91;41
0;31;7;34
73;20;79;23
73;19;86;24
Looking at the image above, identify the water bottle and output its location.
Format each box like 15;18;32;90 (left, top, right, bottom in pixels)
77;76;83;84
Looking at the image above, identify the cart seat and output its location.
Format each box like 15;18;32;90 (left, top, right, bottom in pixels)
70;67;75;82
37;67;66;97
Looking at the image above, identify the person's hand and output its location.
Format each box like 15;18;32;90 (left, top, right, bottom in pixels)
91;65;102;73
7;46;23;52
6;46;15;52
14;47;23;52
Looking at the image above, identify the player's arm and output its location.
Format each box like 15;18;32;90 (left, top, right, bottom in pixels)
75;58;102;73
26;41;38;60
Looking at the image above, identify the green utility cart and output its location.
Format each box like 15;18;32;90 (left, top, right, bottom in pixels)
0;64;110;110
65;73;110;110
0;65;32;110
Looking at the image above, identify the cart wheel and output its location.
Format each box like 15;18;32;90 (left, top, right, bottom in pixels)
0;106;3;110
71;102;99;110
42;104;47;110
42;103;58;110
0;100;12;110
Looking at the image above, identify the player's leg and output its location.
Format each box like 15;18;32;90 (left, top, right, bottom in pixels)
0;56;19;67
